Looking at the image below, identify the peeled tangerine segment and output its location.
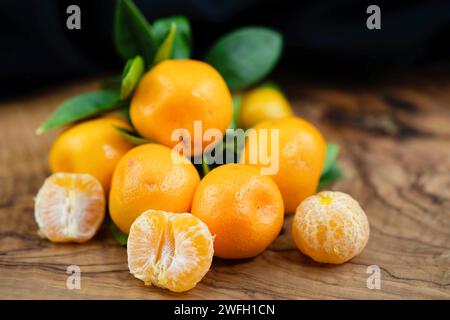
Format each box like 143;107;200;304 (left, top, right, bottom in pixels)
127;210;214;293
34;173;105;243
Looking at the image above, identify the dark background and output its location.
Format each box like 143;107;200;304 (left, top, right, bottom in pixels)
1;0;450;99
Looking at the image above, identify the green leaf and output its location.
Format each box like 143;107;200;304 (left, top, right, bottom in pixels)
228;94;242;130
154;16;191;59
153;23;177;64
260;81;281;91
114;126;150;145
205;27;283;90
318;163;342;189
202;154;210;176
114;0;157;66
109;221;128;246
36;90;121;134
121;55;144;99
321;143;340;177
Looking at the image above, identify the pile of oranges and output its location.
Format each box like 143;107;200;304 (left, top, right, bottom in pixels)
35;59;369;292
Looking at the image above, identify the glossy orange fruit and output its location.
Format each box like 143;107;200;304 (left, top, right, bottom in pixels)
238;85;293;129
191;164;284;259
109;143;200;234
34;173;105;243
240;116;326;213
49;116;133;193
130;59;233;156
127;210;214;292
292;191;370;264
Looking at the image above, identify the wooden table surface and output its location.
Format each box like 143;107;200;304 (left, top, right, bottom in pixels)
0;78;449;299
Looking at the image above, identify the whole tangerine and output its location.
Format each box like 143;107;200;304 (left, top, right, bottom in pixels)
240;116;326;213
292;191;370;264
191;164;284;259
130;59;232;156
238;85;293;129
109;143;200;234
49;116;133;193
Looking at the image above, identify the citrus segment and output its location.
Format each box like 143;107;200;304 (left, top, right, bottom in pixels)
127;210;214;292
34;173;105;243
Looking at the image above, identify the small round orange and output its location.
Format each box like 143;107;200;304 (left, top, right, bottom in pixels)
130;59;233;156
292;191;370;264
240;116;326;213
35;173;105;243
49;116;133;193
128;210;214;292
109;143;200;234
238;85;293;129
191;164;284;259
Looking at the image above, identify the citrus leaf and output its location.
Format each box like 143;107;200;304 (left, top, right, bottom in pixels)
260;81;281;91
202;154;210;176
321;143;340;177
205;27;283;90
114;126;150;145
109;221;128;246
154;16;191;59
318;163;342;189
114;0;157;67
153;23;177;64
228;94;242;130
36;90;121;134
121;55;144;99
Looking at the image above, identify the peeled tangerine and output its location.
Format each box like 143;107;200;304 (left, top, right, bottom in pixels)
34;173;105;243
292;191;370;264
127;210;214;293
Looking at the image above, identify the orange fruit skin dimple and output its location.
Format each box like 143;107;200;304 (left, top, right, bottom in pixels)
191;164;284;259
292;191;370;264
49;116;133;194
34;173;105;243
109;143;200;234
240;116;326;213
127;210;214;293
130;60;233;156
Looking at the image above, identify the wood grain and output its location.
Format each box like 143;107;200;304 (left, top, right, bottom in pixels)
0;78;449;299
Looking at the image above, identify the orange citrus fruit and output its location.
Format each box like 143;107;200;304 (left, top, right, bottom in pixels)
238;85;293;128
292;191;370;264
191;164;284;259
240;116;326;213
34;173;105;243
109;143;200;234
130;59;232;156
128;210;214;292
49;116;133;193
